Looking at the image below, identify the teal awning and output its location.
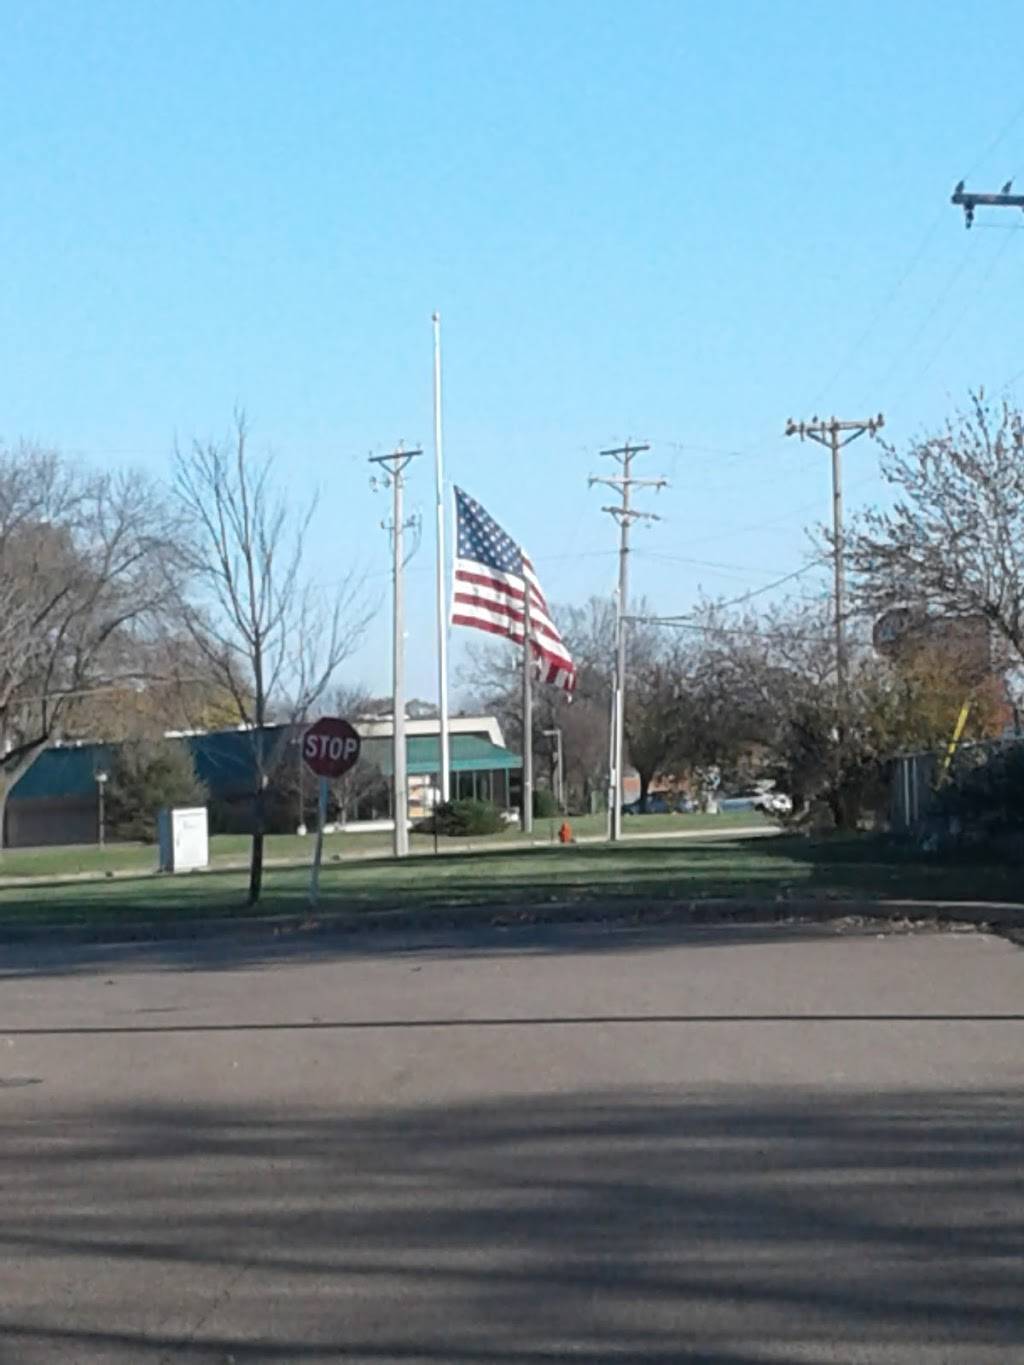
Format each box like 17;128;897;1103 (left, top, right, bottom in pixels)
369;733;522;777
10;726;521;804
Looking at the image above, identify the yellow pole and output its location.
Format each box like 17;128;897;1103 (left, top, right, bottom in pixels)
939;700;972;782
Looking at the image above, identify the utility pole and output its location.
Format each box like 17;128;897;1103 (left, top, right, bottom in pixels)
590;442;666;842
951;179;1024;228
369;444;423;858
784;415;884;702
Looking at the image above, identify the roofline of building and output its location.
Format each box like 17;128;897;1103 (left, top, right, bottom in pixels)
45;714;507;751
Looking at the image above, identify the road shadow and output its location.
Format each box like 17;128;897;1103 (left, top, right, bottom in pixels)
1;1084;1022;1362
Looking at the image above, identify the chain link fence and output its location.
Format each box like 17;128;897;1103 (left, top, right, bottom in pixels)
888;737;1016;834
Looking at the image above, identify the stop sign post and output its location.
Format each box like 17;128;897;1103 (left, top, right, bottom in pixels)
304;718;361;905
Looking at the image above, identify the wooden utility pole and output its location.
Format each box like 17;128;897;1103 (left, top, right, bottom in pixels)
951;179;1024;228
590;442;666;842
369;444;423;858
783;416;884;699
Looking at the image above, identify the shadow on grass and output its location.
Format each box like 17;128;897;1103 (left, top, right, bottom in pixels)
751;832;1024;902
0;834;1021;924
1;1084;1022;1362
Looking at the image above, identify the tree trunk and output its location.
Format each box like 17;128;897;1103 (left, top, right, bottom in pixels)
826;783;857;832
248;786;265;905
247;713;269;905
0;743;49;857
638;769;653;812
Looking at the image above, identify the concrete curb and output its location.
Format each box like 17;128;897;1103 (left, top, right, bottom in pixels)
1;893;1022;950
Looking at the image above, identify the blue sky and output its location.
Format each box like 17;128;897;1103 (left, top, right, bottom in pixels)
3;0;1024;699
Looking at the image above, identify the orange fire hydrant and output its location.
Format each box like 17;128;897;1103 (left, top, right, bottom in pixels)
558;820;573;845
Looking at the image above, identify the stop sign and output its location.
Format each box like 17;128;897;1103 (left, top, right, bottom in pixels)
302;717;361;779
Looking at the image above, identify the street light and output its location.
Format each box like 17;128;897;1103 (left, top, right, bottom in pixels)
95;770;109;848
542;727;564;812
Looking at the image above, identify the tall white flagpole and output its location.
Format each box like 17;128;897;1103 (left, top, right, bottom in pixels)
432;312;452;804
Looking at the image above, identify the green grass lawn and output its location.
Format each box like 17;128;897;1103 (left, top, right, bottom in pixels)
0;832;1019;930
0;809;764;881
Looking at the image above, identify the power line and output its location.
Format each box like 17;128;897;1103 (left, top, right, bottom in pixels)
679;495;827;548
820;96;1024;407
890;229;1019;407
712;557;829;609
871;240;978;395
805;212;947;411
533;548;618;563
631;613;851;644
962;97;1024;180
634;549;802;574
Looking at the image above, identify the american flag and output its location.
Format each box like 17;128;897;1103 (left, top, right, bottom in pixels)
451;487;576;692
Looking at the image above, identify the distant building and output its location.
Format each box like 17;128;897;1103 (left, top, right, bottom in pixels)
3;715;521;849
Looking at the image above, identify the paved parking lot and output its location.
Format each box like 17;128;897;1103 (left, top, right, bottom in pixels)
1;921;1022;1363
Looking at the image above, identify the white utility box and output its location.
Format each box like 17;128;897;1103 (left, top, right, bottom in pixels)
157;806;209;874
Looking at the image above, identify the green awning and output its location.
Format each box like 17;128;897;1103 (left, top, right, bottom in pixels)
365;733;522;777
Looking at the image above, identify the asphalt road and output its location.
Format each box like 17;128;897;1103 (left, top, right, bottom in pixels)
1;921;1022;1364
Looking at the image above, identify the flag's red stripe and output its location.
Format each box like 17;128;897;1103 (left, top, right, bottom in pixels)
454;574;557;629
454;567;525;600
450;613;523;642
452;604;573;668
453;591;526;627
456;561;548;612
454;592;572;660
455;561;551;621
452;610;576;691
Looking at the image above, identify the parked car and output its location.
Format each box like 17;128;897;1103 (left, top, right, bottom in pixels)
622;795;672;815
718;794;759;813
720;791;793;816
623;795;695;815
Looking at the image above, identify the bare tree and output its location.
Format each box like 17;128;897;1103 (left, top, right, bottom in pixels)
66;631;252;741
174;414;371;904
695;590;1002;828
0;443;179;847
695;597;847;819
460;595;671;812
848;392;1024;664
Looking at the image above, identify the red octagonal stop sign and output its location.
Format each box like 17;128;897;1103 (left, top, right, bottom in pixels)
302;717;361;779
